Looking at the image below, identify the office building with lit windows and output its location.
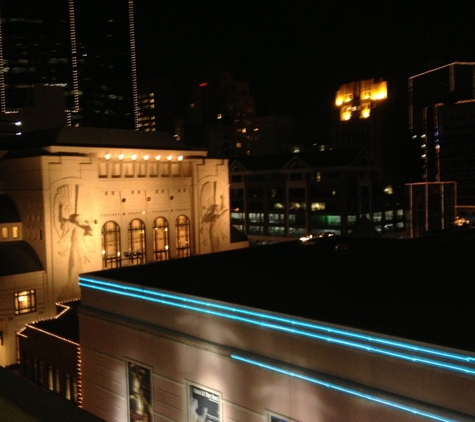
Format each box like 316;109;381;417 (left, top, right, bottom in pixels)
0;126;248;367
0;0;138;129
184;66;258;157
76;236;475;421
229;151;405;243
408;62;475;182
332;78;389;177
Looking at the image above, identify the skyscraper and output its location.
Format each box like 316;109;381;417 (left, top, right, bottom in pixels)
0;1;76;114
332;78;388;175
0;0;138;130
408;61;475;181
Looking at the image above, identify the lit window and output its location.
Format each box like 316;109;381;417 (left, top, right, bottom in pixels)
2;227;8;239
127;219;146;264
48;366;54;391
12;226;19;238
14;290;36;315
101;221;121;268
311;202;326;211
176;215;191;258
153;217;170;261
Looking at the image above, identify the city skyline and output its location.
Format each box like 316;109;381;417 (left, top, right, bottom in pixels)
134;0;475;139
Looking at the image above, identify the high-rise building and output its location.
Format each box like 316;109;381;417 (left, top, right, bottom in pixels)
332;78;388;176
74;0;138;129
408;62;475;181
436;99;475;206
0;0;138;130
183;65;258;157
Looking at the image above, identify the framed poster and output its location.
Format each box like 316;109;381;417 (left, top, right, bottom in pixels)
188;383;221;422
127;361;153;422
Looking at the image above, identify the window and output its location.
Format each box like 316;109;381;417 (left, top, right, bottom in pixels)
101;221;121;268
65;374;72;400
153;217;170;261
385;210;394;220
48;365;54;391
176;215;191;257
2;227;8;239
99;162;108;177
14;290;36;315
127;219;146;264
124;162;134;177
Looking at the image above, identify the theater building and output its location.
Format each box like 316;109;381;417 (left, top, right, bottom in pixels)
0;126;248;367
78;237;475;422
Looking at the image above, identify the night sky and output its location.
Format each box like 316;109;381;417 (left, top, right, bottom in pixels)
134;1;475;139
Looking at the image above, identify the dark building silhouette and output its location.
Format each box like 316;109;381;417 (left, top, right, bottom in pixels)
437;99;475;206
408;61;475;182
0;0;138;129
181;65;258;157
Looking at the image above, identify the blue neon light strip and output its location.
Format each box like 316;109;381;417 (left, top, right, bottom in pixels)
79;277;475;376
230;355;458;422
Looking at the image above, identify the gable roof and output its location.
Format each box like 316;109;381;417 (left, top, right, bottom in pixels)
229;149;376;173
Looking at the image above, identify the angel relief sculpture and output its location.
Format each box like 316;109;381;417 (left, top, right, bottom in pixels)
53;183;97;301
200;181;228;252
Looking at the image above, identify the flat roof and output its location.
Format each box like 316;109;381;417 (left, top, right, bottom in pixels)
84;232;475;353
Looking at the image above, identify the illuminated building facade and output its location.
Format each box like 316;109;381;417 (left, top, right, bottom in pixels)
0;0;138;130
0;126;248;367
229;151;405;242
77;238;475;421
17;300;80;404
0;194;45;367
137;92;156;131
332;79;388;175
408;62;475;182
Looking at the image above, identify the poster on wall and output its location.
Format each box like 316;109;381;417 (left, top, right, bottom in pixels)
128;361;153;422
188;384;221;422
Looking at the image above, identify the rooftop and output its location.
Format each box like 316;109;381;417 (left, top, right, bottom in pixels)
85;230;475;354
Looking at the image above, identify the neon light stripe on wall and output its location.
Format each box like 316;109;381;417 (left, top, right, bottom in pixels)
79;276;475;377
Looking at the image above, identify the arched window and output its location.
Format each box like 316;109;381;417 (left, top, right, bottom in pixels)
176;215;191;258
126;219;146;264
101;221;121;268
153;217;169;261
